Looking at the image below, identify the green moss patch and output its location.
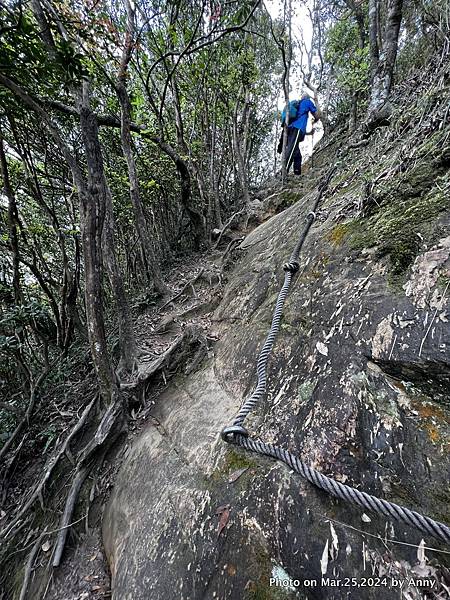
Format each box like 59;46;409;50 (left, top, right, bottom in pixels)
223;448;257;473
327;222;353;246
207;448;258;486
349;173;448;278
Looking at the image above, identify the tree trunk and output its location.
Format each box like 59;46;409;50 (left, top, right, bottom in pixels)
116;82;165;293
232;86;250;213
78;85;137;375
350;92;358;130
156;139;205;248
103;186;138;373
367;0;404;124
0;74;119;403
116;0;165;293
280;28;291;184
170;71;209;245
78;100;119;398
0;133;22;304
345;0;366;49
368;0;380;82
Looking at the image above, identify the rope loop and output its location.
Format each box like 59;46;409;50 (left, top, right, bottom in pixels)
221;424;249;443
306;211;316;222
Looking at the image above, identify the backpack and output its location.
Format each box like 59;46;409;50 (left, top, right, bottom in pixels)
281;100;300;125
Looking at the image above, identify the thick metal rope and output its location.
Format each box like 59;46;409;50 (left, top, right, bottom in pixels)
221;171;450;546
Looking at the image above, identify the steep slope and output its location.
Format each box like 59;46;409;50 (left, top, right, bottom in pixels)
103;60;450;599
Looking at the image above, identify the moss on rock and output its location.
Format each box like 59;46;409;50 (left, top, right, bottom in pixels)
327;222;353;246
349;174;448;277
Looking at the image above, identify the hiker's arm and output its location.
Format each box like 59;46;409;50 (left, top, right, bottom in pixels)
307;99;320;122
311;106;321;122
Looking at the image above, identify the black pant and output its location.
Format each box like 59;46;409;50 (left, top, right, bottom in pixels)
285;127;305;174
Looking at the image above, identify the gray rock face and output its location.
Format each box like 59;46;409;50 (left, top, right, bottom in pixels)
103;188;450;600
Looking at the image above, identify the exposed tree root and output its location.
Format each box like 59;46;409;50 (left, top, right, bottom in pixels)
159;268;205;312
221;236;244;264
121;324;206;391
0;396;97;540
52;464;91;568
213;207;246;250
18;530;47;600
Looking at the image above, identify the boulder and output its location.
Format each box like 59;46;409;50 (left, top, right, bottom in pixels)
103;188;450;599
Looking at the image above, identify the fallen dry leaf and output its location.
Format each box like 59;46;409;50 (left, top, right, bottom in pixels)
316;341;328;356
228;467;248;483
320;539;329;575
216;504;231;538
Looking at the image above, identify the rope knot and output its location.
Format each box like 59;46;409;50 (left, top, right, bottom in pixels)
283;261;300;273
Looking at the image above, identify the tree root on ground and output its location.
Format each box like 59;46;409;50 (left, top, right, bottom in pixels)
3;394;126;599
159;268;205;312
0;396;97;541
18;529;48;600
121;323;207;392
2;317;209;597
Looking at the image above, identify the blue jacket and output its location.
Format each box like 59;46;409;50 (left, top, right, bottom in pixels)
289;98;317;133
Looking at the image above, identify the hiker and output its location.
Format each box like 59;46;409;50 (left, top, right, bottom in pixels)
277;94;320;175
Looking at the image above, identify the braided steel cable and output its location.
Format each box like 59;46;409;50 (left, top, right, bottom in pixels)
221;170;450;546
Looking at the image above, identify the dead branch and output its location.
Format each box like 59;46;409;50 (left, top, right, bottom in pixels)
213;207;247;250
0;365;53;463
0;435;27;505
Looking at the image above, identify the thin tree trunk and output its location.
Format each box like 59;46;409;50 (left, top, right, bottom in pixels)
78;84;137;375
367;0;404;122
77;91;120;397
116;0;165;293
0;133;22;304
103;186;137;373
280;0;292;184
0;63;118;407
116;82;164;293
350;92;358;130
368;0;380;82
157;139;205;248
232;85;250;212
